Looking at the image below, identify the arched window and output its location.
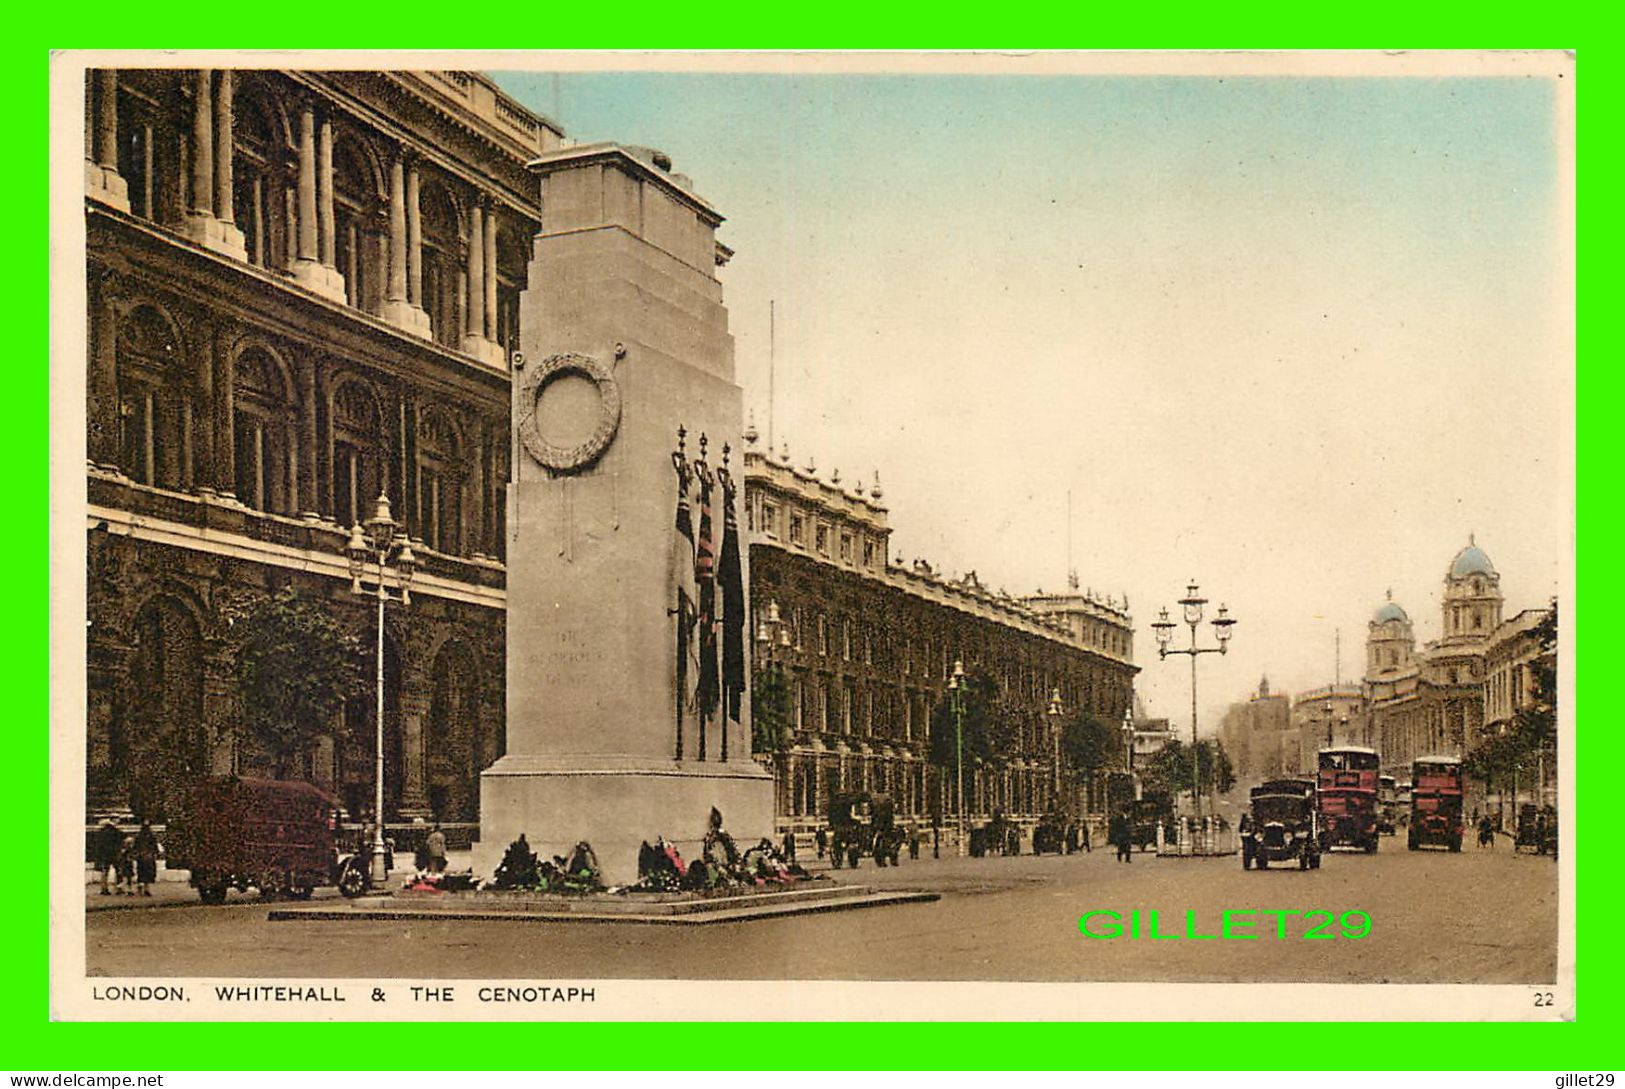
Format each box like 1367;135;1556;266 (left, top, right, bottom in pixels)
232;347;297;514
416;406;463;553
419;180;462;349
330;378;383;529
232;87;293;271
116;305;190;489
333;136;383;313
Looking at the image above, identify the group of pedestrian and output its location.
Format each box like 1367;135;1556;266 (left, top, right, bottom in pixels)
91;819;160;896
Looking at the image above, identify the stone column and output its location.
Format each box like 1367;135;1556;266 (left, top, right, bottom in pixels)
85;70;129;210
405;162;422;307
462;200;485;353
483;203;498;341
189;70;212;219
87;270;120;470
290;105;343;300
183;70;245;260
213;70;234;224
296;107;317;262
317;117;336;268
381;154;431;336
193;317;215;494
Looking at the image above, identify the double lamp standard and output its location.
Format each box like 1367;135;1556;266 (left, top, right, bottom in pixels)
346;494;415;884
1150;582;1235;828
948;658;968;856
754;599;794;815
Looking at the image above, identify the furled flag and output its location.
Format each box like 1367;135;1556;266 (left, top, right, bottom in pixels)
720;476;746;731
694;477;721;741
671;460;698;759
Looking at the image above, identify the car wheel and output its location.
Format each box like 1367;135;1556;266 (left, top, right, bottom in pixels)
1300;848;1310;870
198;884;226;905
1242;851;1251;871
1256;856;1268;870
337;862;368;898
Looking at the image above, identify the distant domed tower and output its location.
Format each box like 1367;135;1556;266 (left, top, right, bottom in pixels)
1441;535;1503;644
1367;590;1415;677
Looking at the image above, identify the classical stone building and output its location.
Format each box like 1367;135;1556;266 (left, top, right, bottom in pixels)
82;66;1139;842
84;68;558;827
1288;683;1367;776
1364;540;1503;784
1219;676;1294;783
741;431;1138;834
1482;606;1557;811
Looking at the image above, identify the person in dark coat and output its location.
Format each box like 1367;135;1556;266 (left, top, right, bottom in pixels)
782;830;797;863
133;822;160;896
92;820;122;895
1081;821;1092;853
815;826;827;859
1109;810;1133;863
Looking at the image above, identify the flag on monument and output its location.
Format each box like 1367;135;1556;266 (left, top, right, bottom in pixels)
695;481;720;720
720;481;746;724
672;469;698;751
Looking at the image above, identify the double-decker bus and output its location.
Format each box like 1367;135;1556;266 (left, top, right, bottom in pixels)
1409;755;1464;852
1316;746;1381;853
1377;775;1398;835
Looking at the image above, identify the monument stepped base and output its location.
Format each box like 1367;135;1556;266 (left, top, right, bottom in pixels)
268;884;939;926
473;756;775;886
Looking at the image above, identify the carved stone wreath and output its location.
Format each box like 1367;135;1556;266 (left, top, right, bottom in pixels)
515;351;622;473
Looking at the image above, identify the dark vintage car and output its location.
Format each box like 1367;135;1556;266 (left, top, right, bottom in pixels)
1031;812;1069;855
164;777;350;902
1242;779;1322;871
827;792;904;868
1515;804;1558;857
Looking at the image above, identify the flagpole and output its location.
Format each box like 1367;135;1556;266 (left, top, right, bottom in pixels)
768;299;776;451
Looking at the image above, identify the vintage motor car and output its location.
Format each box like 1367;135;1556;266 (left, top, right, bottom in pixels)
1242;778;1322;871
165;776;347;902
826;792;904;868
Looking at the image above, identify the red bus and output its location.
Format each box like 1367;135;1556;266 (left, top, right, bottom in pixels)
1317;746;1380;853
1409;756;1464;852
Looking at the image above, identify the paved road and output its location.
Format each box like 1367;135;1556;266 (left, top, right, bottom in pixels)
85;841;1557;983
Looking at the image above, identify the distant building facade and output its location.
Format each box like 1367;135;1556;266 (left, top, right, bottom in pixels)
1220;676;1294;783
742;431;1138;833
1289;683;1367;775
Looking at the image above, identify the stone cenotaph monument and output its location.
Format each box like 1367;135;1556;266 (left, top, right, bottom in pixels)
475;144;773;884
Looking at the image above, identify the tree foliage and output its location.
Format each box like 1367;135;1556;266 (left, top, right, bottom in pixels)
1061;713;1115;782
750;664;793;756
232;586;363;778
1141;738;1237;799
928;670;999;769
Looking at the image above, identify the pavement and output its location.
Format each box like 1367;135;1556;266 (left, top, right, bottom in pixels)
85;835;1559;983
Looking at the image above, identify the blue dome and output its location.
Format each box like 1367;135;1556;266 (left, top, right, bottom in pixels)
1450;544;1496;579
1374;601;1409;624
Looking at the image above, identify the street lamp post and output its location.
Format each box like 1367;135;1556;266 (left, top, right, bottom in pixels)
949;659;967;856
1150;582;1235;828
1121;705;1136;790
346;494;415;885
1047;687;1063;811
755;599;793;817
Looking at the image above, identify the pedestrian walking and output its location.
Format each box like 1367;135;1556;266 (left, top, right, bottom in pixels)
815;826;827;859
1081;821;1092;853
133;822;160;896
1477;814;1495;850
91;819;122;895
932;824;940;859
1109;810;1133;863
782;829;797;863
909;829;920;860
115;834;136;894
425;824;448;874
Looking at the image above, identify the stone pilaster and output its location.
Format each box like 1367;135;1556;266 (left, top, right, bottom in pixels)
406;162;422;307
211;324;236;499
84;69;129;211
380;154;431;336
483;202;498;341
317;117;336;267
297;354;319;517
397;684;432;819
87;268;121;470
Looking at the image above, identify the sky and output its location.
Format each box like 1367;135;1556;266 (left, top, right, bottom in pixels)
491;59;1571;736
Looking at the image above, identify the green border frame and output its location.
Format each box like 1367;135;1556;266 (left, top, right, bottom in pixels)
24;21;1606;1071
